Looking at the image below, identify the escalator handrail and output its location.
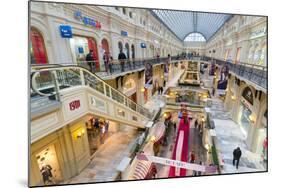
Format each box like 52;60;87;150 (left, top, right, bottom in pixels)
31;65;155;118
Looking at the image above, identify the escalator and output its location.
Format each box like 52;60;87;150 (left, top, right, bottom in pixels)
30;65;156;128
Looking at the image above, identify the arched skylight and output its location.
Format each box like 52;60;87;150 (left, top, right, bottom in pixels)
151;10;232;41
184;33;206;42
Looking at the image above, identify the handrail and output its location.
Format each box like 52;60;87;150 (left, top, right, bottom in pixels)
201;56;267;90
31;65;155;119
202;56;267;70
31;56;182;69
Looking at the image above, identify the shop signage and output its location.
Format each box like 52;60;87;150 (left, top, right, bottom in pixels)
69;100;81;111
141;43;146;48
250;27;267;39
121;30;128;36
136;153;217;173
59;25;72;38
74;10;101;29
78;47;84;54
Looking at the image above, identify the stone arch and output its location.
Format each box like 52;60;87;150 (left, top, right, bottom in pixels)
240;84;255;106
30;18;53;63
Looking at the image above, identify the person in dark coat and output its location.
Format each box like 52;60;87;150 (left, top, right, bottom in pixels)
86;50;95;72
118;50;127;72
103;51;109;73
194;119;198;129
233;147;242;169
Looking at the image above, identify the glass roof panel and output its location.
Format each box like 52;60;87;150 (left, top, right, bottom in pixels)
152;10;232;41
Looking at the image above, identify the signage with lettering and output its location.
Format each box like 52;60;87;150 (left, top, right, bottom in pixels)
78;47;84;54
121;30;128;36
74;10;101;29
69;100;81;111
136;153;217;173
59;25;72;38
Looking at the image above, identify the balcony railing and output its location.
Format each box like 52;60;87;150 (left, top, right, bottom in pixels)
202;56;267;90
32;55;185;79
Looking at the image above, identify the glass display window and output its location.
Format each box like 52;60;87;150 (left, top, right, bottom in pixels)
70;36;89;63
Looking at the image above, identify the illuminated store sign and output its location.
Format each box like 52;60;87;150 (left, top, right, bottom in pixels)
121;30;128;36
59;25;72;38
69;100;81;111
74;11;101;29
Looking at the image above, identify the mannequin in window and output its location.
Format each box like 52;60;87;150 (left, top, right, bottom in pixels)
40;164;54;185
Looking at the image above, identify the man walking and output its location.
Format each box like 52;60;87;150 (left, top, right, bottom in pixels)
86;50;95;72
118;50;127;72
233;147;242;169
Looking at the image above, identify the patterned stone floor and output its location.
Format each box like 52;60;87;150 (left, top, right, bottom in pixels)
63;129;139;184
208;98;266;173
201;68;266;173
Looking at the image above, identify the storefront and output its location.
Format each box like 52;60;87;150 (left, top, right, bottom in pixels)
30;27;48;64
123;78;137;103
125;43;130;59
238;87;254;136
74;114;119;156
69;36;100;70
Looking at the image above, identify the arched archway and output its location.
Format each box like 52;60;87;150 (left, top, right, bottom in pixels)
87;37;100;70
118;41;123;53
125;43;130;59
241;86;254;106
30;27;48;64
101;38;109;54
238;85;255;136
131;44;135;59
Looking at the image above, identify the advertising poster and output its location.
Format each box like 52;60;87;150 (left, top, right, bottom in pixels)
217;65;229;95
144;61;153;88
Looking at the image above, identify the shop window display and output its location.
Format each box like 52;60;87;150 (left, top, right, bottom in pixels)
36;145;62;185
86;117;111;155
70;36;99;70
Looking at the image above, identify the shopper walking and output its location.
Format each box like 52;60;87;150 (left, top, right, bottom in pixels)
233;147;242;169
190;150;197;176
86;50;95;72
194;119;198;129
197;161;203;176
108;55;113;74
190;150;196;163
103;51;109;73
158;86;161;95
118;50;127;72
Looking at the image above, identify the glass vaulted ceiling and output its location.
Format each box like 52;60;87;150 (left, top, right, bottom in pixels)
152;10;232;41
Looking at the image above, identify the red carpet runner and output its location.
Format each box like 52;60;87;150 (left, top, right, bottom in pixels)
168;118;190;177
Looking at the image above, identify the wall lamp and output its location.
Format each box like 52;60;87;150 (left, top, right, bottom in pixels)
231;95;236;100
76;129;85;139
249;114;256;124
